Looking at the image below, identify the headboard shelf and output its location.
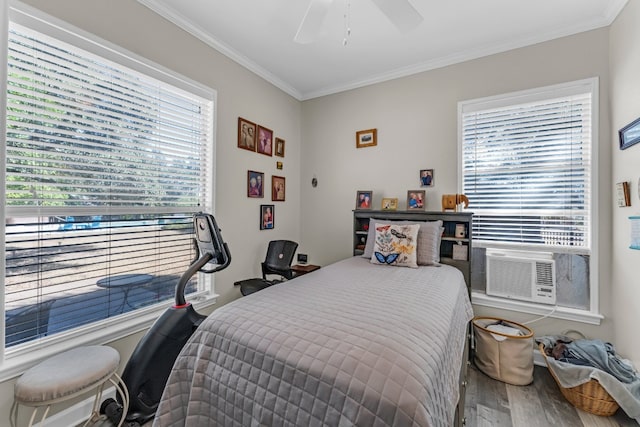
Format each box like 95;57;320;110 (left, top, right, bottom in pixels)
353;210;473;286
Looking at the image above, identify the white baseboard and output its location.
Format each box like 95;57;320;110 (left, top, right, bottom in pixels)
30;386;116;427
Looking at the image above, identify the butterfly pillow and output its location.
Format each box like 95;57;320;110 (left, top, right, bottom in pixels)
370;223;420;268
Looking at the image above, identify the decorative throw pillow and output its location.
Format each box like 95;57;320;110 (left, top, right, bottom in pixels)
370;223;420;268
363;220;443;265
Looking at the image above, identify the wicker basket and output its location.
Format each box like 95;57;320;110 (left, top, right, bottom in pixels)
539;343;619;416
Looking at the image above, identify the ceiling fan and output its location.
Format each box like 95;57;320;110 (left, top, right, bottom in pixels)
294;0;423;44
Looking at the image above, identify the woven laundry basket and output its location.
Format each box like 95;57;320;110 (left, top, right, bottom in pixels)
539;343;619;416
472;316;534;386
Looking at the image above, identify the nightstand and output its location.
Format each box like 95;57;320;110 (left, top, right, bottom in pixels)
291;264;320;277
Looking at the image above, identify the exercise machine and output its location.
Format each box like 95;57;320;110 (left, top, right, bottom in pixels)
101;213;231;426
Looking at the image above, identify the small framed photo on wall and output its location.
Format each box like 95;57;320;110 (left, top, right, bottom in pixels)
420;169;434;187
260;205;274;230
272;176;286;201
275;137;285;157
247;170;264;198
257;125;273;156
237;117;257;152
356;129;377;148
407;190;425;210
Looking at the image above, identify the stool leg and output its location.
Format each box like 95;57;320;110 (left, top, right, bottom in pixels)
10;400;18;427
82;382;106;427
30;405;50;427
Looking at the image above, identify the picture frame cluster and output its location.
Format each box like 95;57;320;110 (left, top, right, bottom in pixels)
239;117;287;230
356;169;435;211
238;117;285;158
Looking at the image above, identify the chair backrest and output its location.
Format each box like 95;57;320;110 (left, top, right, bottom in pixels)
261;240;298;280
5;299;56;346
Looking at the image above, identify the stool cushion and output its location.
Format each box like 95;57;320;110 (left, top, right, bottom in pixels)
15;346;120;404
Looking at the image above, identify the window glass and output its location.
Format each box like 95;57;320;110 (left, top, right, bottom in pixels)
4;17;214;349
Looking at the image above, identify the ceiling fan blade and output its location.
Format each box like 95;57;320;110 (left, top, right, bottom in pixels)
371;0;423;32
294;0;333;44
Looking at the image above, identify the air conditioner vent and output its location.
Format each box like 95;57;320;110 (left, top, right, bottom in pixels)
486;250;556;304
535;261;554;287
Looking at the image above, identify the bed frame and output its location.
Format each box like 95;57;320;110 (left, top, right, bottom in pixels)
353;210;473;427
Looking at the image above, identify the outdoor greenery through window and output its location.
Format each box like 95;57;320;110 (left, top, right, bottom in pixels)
3;12;214;348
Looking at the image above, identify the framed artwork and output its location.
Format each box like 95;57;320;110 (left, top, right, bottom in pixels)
356;190;373;209
616;181;631;207
381;197;398;211
406;190;425;210
272;175;286;201
276;161;283;170
257;125;273;156
420;169;434;187
260;205;274;230
247;170;264;198
619;117;640;150
275;137;285;157
356;128;377;148
237;117;256;152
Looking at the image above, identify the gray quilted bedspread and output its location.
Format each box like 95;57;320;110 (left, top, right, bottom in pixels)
153;257;473;427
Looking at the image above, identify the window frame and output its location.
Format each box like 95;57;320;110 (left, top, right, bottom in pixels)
0;1;217;380
458;78;600;320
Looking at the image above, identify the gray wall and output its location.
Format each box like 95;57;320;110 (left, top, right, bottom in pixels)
609;0;640;366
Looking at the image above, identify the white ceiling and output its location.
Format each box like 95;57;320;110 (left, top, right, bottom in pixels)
138;0;627;101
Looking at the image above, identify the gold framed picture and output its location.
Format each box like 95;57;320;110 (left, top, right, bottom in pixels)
272;176;286;201
237;117;256;152
275;137;285;157
356;128;377;148
381;197;398;210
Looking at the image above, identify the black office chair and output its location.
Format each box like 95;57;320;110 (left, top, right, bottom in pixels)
5;299;56;346
237;240;298;296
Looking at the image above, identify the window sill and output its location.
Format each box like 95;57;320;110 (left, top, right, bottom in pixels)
0;294;218;382
471;291;603;325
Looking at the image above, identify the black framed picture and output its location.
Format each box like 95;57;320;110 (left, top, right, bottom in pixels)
260;205;274;230
619;116;640;150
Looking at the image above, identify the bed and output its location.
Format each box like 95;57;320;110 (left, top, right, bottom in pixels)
153;252;473;426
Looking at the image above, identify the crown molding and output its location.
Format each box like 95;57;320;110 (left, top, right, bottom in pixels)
136;0;303;101
138;0;628;102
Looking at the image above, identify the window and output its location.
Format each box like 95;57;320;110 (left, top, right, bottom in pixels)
459;79;598;314
2;4;215;358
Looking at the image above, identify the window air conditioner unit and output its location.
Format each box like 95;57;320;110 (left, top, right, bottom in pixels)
486;249;556;304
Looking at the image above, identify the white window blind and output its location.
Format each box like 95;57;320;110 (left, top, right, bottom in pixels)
6;23;212;210
460;80;594;251
4;21;214;348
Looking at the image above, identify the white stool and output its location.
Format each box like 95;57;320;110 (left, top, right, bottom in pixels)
11;345;129;427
